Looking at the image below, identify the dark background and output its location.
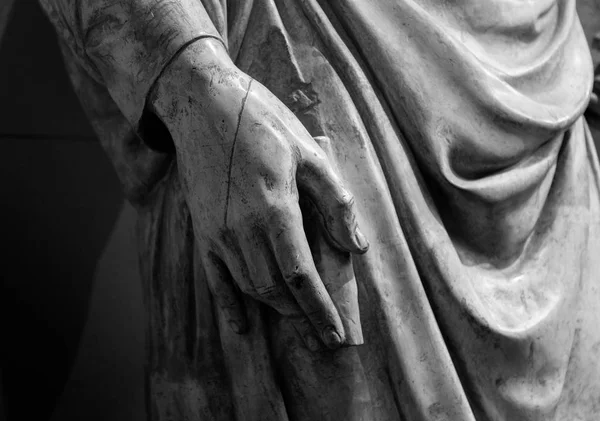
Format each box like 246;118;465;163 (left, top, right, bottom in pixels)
0;2;599;421
0;2;144;421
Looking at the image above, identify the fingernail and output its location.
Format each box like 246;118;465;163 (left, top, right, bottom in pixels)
354;228;369;251
322;326;343;349
305;334;322;352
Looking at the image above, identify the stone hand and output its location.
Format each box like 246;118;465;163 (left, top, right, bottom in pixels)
149;39;368;350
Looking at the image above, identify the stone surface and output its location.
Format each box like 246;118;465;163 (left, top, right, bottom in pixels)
35;0;600;420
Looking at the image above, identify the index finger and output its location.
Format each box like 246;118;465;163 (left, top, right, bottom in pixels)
267;205;345;349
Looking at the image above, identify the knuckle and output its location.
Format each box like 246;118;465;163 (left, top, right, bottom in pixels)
265;203;293;224
283;268;311;290
311;148;329;167
337;191;355;210
227;214;265;237
264;202;283;219
255;284;282;299
227;213;253;230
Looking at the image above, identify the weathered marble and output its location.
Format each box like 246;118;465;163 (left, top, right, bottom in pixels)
39;0;600;420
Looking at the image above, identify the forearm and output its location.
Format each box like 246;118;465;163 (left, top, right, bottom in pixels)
39;0;223;127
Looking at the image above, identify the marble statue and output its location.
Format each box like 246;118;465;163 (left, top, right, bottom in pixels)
39;0;600;420
587;32;600;125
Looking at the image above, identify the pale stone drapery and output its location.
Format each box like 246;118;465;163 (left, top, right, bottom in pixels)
39;1;600;420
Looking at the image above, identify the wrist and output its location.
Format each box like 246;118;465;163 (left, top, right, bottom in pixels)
148;37;249;122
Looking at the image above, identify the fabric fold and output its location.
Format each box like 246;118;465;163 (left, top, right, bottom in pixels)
40;0;600;419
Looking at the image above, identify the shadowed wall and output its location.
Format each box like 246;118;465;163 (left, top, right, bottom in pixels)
0;2;141;421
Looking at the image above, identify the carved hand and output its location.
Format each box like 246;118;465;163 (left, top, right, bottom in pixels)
149;38;368;350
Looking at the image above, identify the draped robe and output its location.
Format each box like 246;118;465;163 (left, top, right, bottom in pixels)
39;0;600;419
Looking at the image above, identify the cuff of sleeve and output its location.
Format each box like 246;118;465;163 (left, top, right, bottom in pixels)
81;0;224;130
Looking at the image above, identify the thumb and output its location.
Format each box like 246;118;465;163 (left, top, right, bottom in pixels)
297;136;369;254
